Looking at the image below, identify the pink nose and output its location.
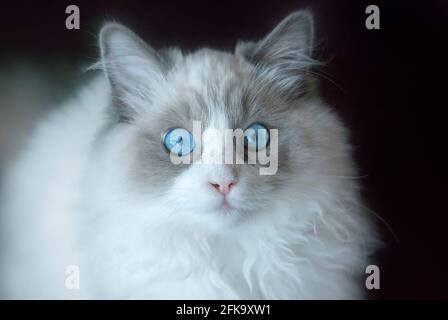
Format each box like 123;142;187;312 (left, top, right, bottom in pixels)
209;180;237;195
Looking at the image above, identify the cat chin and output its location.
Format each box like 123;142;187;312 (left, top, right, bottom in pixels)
165;204;247;232
186;200;269;226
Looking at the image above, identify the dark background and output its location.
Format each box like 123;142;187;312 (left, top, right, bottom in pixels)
0;0;447;299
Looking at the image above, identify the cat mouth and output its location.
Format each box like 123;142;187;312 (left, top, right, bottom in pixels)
220;201;232;210
217;199;236;213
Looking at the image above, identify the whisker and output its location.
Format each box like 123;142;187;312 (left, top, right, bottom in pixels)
288;181;399;244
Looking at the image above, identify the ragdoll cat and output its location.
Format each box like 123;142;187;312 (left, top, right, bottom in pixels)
0;10;379;299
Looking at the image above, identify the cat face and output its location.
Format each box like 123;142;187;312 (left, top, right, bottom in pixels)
99;11;321;225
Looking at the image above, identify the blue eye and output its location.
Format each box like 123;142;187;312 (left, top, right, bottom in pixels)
244;122;270;151
163;128;195;156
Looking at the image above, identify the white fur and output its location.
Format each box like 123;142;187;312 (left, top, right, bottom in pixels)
0;15;379;299
0;76;378;299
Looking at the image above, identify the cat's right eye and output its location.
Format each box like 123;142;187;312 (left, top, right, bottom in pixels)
162;128;195;157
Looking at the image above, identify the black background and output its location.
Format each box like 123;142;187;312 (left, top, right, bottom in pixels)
0;0;447;299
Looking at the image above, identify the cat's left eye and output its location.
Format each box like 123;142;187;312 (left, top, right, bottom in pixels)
244;123;270;151
163;128;195;156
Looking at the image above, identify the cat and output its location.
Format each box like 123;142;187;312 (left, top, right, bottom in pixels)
0;10;380;299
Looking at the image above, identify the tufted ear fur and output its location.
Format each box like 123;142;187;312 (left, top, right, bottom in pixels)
99;23;166;121
236;11;316;99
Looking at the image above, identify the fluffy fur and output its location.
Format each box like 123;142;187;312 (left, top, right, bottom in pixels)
0;11;379;299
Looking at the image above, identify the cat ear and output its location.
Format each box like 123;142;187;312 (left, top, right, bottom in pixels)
236;11;316;98
99;23;165;121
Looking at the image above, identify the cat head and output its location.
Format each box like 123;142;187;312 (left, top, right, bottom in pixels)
97;11;339;228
